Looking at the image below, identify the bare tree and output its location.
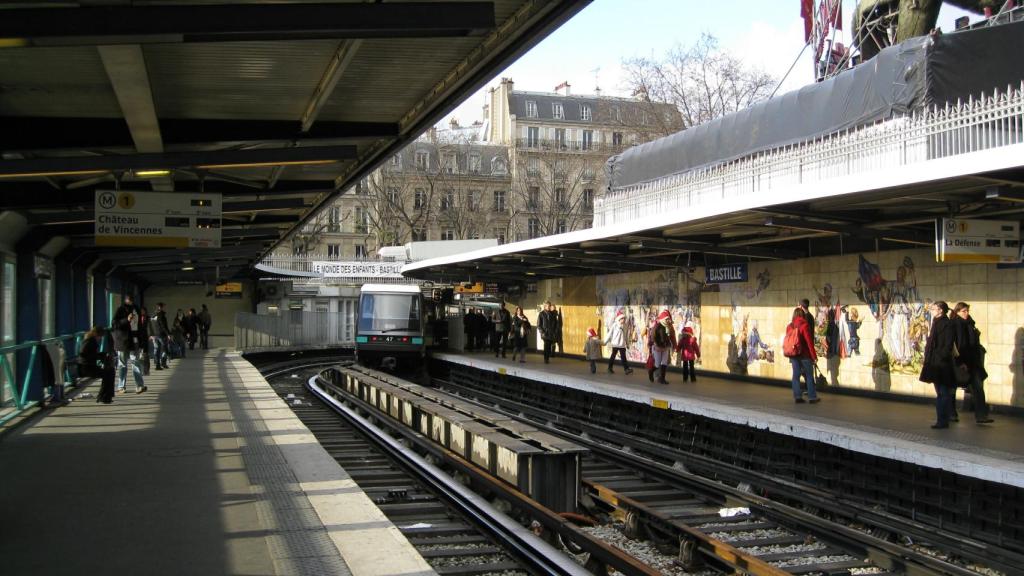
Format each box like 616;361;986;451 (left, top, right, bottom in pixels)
621;33;776;131
359;156;442;250
510;149;599;240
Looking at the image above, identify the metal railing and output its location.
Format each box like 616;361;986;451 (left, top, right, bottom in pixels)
234;309;357;352
1;331;87;426
595;83;1024;227
515;138;628;154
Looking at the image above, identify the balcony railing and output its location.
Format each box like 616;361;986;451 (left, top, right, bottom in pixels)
515;138;627;154
595;83;1024;227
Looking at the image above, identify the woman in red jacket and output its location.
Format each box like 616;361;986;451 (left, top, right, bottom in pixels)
787;307;819;403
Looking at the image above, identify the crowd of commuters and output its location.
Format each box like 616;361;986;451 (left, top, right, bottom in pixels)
77;295;213;404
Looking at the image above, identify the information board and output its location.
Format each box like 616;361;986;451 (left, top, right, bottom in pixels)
310;261;404;278
937;218;1021;264
215;282;243;299
95;190;221;248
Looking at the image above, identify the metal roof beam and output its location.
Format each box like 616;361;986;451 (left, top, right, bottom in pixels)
514;253;680;273
0;117;399;153
620;236;803;260
0;3;496;47
763;216;932;246
126;259;252;273
0;145;356;178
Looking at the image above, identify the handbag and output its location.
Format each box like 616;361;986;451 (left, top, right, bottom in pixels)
954;363;971;387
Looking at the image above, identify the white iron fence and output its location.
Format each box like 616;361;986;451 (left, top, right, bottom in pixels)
235;308;357;351
596;83;1024;227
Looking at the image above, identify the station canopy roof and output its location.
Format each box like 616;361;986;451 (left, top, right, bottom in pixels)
0;0;588;286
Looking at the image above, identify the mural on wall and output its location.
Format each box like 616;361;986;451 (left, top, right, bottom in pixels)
851;254;932;374
724;269;774;374
595;270;700;362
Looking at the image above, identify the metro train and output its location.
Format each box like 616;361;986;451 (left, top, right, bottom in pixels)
355;284;426;370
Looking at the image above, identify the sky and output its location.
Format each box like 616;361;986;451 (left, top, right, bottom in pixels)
443;0;975;127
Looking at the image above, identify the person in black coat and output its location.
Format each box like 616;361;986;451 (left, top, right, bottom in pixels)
919;301;956;429
184;308;199;350
462;308;475;351
79;326;116;403
538;301;557;363
112;295;146;394
952;302;994;423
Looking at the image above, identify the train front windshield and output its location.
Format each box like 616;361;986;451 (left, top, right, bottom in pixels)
359;293;420;332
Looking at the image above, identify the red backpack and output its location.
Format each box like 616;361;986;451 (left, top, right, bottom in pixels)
782;322;803;358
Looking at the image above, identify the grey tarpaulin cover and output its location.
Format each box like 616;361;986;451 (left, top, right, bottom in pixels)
606;20;1024;190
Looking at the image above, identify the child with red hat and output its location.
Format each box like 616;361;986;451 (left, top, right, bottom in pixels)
676;322;700;382
583;327;602;374
603;310;633;375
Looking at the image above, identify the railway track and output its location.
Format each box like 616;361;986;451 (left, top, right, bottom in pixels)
258;362;585;576
433;375;1011;576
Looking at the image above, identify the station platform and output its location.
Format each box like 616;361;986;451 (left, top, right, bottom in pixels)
0;349;435;576
434;351;1024;489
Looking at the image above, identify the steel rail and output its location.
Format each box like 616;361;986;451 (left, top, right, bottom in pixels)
305;372;593;576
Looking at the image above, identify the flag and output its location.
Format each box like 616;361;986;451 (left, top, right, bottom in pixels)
801;0;814;42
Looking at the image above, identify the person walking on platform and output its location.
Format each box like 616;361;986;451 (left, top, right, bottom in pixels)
184;308;198;351
920;301;956;428
493;303;511;358
651;310;675;385
538;301;558;364
604;310;632;375
463;308;475;351
474;309;488;351
584;327;602;374
112;295;146;395
511;306;530;363
554;307;564;356
198;304;212;350
952;302;994;424
676;322;701;382
172;309;187;358
137;306;152;375
150;302;170;369
784;307;819;403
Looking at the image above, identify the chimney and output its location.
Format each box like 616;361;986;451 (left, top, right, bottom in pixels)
554;81;571;96
450;117;459;129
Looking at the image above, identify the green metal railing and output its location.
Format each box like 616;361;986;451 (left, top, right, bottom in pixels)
0;331;89;427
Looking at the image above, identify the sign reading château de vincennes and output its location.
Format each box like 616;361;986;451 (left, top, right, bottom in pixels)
937;218;1021;264
95;190;222;248
311;261;405;278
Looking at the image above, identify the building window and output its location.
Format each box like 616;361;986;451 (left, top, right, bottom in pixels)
557;219;567;234
467;190;480;211
611;106;621;122
641;110;650;125
493;190;506;212
386;187;399;206
580;104;592;121
354;244;367;258
491;157;507;174
390;154;402;170
412;228;427;241
469;153;480;173
441;189;454;211
354;207;368;234
414;188;425;209
527;126;539;148
612;132;623;147
415;150;429;170
527;186;539;210
527;156;539;176
327;243;340;259
555;187;566;208
552;102;564;119
527;218;540;239
441;229;455;241
442;152;457;174
554;128;566;149
553;159;566;176
328;206;341;232
582;129;593;151
493;228;506;245
526;100;538;118
583;188;594;208
582;165;596;181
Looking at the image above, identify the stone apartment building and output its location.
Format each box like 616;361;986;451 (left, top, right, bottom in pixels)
272;79;677;263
